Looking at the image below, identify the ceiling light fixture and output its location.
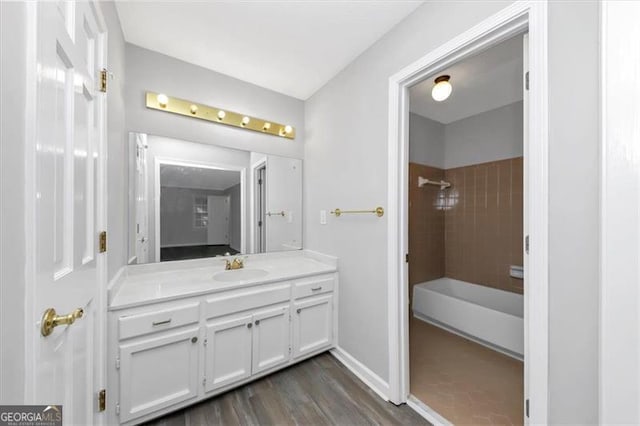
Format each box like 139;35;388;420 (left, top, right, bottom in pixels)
431;75;452;102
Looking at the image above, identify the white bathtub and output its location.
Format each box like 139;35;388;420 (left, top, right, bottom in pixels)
413;277;524;359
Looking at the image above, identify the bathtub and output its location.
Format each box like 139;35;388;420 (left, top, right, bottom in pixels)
413;277;524;359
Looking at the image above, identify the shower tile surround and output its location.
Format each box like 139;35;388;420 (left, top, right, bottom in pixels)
409;157;523;295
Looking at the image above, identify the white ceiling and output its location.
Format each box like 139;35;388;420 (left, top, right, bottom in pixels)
409;34;524;124
160;165;241;191
115;1;424;100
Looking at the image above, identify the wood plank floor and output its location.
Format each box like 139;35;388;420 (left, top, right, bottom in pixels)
143;353;430;426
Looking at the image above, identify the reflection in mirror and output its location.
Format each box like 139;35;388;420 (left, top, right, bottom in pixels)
127;133;302;265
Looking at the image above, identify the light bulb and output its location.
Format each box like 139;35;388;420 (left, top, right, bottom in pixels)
263;122;271;131
190;104;198;114
157;93;169;107
241;116;250;126
217;110;226;120
431;75;452;102
284;125;293;134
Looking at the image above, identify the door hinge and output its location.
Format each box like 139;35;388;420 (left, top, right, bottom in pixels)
525;235;530;254
202;377;206;386
99;231;107;253
405;253;409;263
525;399;530;417
115;357;120;370
525;71;530;91
203;338;207;346
98;389;106;412
258;220;262;227
258;178;262;185
115;403;120;415
100;68;108;93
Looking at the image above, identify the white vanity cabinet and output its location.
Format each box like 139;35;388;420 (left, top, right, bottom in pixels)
108;258;338;426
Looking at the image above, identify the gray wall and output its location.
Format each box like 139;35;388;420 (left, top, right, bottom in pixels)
125;44;304;160
409;101;523;169
547;1;599;422
105;1;128;281
305;0;513;386
409;113;444;167
225;184;242;251
160;187;227;247
444;101;523;168
0;0;26;405
305;1;600;422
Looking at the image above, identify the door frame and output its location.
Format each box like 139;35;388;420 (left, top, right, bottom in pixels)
386;1;549;423
22;0;109;421
153;157;246;261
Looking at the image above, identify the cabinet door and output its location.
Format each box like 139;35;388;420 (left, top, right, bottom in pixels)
252;306;291;374
119;328;199;423
292;295;333;358
205;314;253;393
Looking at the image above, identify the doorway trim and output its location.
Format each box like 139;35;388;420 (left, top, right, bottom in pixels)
153;157;246;261
386;1;548;423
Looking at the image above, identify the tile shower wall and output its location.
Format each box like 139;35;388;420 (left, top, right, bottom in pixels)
444;157;523;294
409;163;445;302
409;157;523;295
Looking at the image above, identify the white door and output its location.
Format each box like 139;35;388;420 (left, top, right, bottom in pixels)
252;306;291;374
29;2;106;424
292;295;333;358
204;314;253;392
207;195;229;245
119;328;200;423
134;134;149;263
265;156;302;251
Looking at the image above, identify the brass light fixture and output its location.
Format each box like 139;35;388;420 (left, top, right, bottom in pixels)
145;92;295;140
431;75;452;101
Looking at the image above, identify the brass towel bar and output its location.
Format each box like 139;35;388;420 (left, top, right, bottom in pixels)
330;207;385;217
266;211;285;217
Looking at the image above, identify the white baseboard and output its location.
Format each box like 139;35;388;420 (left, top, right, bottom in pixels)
330;346;390;402
407;395;452;426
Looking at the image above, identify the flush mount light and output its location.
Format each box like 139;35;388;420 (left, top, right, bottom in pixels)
431;75;452;102
157;93;169;108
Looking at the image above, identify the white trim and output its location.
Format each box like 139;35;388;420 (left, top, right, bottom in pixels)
386;1;548;423
249;158;267;254
153;157;246;262
407;395;452;426
329;347;390;402
599;1;640;423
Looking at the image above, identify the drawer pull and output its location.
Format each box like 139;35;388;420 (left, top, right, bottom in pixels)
311;286;322;291
247;323;253;329
152;319;172;326
255;320;260;326
191;337;198;343
296;308;301;314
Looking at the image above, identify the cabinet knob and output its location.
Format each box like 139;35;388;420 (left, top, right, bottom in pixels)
191;337;198;343
255;320;260;326
296;308;301;314
247;323;252;329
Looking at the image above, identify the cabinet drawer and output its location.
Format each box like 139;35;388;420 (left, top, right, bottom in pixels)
118;303;200;340
293;275;334;299
204;283;291;319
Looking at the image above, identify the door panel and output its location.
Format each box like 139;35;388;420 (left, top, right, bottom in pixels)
292;295;333;358
252;306;290;374
205;315;253;392
119;328;200;423
32;2;105;424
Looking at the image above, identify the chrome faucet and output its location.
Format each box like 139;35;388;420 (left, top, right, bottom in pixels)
224;257;245;270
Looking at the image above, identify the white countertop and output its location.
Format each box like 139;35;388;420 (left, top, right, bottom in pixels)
108;250;337;311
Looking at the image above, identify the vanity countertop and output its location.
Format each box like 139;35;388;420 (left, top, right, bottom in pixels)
108;250;337;311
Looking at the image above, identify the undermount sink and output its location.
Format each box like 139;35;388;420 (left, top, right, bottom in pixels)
213;268;269;282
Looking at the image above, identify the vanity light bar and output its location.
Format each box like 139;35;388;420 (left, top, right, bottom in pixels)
145;92;296;140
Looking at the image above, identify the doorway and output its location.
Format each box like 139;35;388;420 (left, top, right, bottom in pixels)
386;2;549;424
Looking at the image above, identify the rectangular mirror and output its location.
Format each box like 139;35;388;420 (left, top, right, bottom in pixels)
127;133;302;264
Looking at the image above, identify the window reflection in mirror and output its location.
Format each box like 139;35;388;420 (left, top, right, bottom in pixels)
127;133;302;265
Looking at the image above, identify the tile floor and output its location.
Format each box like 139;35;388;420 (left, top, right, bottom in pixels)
410;317;524;425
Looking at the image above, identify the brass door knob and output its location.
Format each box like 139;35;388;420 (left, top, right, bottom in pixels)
41;307;84;337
